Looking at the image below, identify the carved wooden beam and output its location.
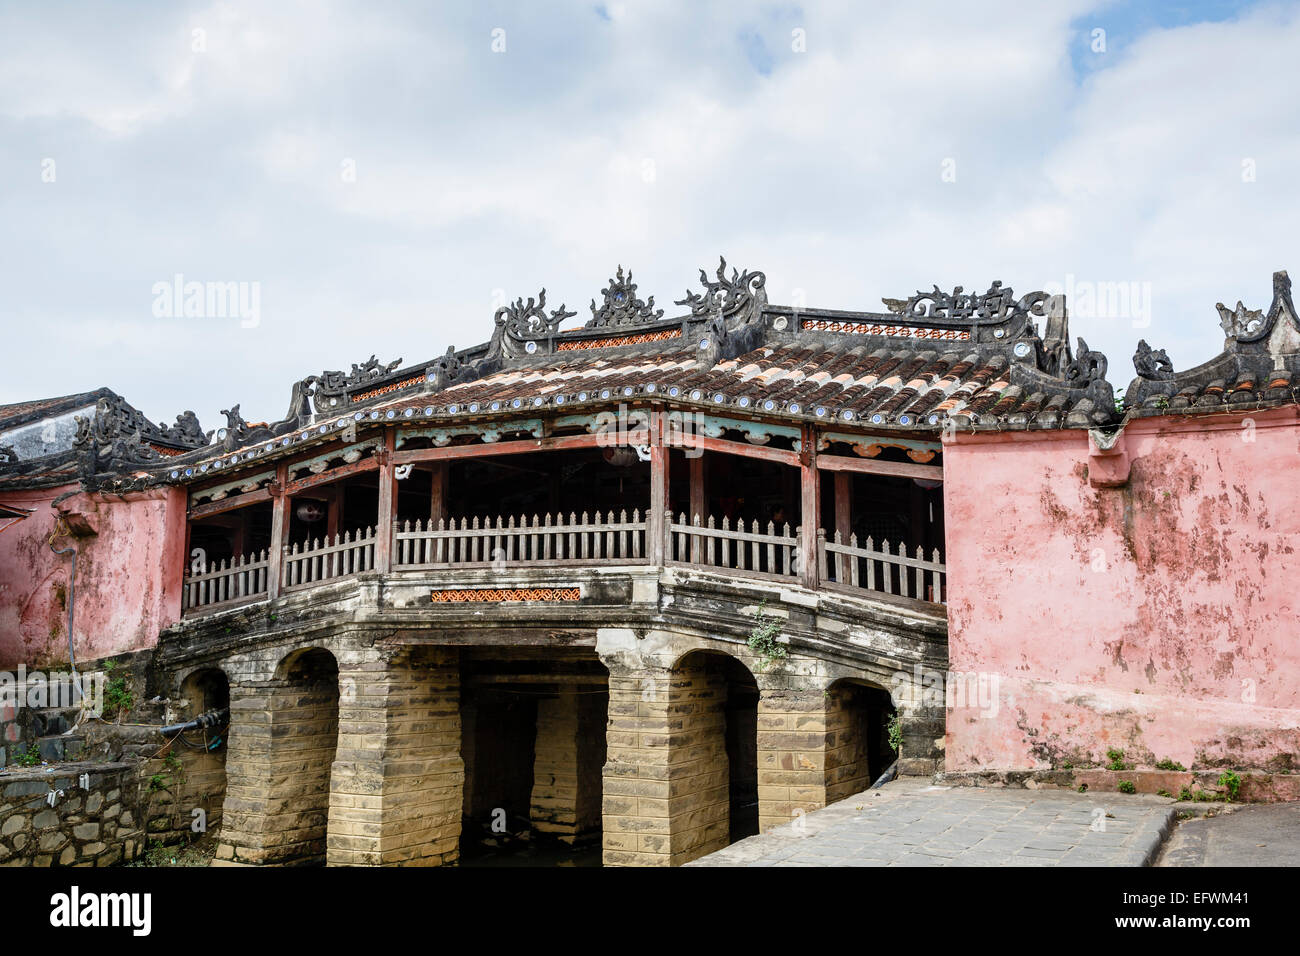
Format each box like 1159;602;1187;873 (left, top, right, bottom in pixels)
283;455;379;496
189;486;273;519
390;429;649;465
673;431;801;467
816;453;942;481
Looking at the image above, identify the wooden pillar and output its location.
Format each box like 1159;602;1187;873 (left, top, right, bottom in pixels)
648;410;669;565
909;480;926;554
267;462;288;599
375;430;396;573
689;452;705;563
833;471;851;581
429;461;448;526
833;472;851;542
799;425;820;590
325;485;340;541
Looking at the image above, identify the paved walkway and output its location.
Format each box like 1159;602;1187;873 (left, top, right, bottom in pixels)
1157;802;1300;866
688;779;1177;867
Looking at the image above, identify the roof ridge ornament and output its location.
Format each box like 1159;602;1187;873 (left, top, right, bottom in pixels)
1216;300;1265;340
429;345;464;389
882;281;1050;323
71;394;209;467
1064;337;1108;386
488;288;576;361
313;354;403;410
1133;339;1174;380
587;266;663;328
675;257;766;319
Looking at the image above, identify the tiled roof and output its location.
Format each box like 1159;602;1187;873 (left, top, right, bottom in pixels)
120;264;1134;486
374;340;1105;430
0;389;108;432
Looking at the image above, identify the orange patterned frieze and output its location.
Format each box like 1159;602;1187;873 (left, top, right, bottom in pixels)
429;586;581;603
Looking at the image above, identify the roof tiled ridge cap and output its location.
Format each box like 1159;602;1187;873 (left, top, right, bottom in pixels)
1125;270;1300;413
0;387;115;433
1125;352;1299;415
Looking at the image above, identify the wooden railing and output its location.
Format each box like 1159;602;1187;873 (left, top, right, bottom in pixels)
282;527;377;590
183;550;270;613
394;510;648;569
665;512;800;581
820;531;946;604
182;512;946;617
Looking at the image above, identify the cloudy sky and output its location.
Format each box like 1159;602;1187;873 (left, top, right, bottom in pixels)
1;0;1295;430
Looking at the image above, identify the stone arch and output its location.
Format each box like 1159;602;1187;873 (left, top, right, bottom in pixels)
178;665;231;718
823;676;898;803
166;665;232;843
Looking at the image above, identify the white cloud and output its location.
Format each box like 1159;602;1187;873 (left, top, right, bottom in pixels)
0;0;1295;427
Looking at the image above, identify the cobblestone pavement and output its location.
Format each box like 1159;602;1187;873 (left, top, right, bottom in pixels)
688;779;1177;867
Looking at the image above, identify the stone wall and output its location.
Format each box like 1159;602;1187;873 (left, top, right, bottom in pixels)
666;655;730;865
824;687;873;805
327;646;463;867
0;762;145;866
216;663;338;866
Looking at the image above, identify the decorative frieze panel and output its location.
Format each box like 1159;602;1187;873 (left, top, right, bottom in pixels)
430;587;582;603
556;328;682;352
801;319;971;341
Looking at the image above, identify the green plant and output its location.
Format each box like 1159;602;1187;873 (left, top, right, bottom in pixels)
101;660;134;718
1218;770;1241;802
1106;748;1130;771
746;600;787;672
1156;789;1172;798
127;836;213;868
1178;786;1193;801
15;743;41;767
1155;758;1186;771
147;773;171;793
1077;784;1088;793
886;713;902;754
1113;388;1126;414
1117;780;1136;794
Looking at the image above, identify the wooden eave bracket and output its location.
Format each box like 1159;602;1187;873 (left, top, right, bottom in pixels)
1087;426;1130;488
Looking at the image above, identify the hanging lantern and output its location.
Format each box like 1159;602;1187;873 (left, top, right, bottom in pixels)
603;447;639;468
295;500;326;523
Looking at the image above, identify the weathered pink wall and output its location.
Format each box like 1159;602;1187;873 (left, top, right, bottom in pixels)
943;407;1300;773
0;483;187;668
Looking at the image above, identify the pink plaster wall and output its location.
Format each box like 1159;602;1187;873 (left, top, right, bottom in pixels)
943;408;1300;773
0;483;187;668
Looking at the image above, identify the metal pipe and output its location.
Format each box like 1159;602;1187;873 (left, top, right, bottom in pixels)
870;759;898;789
160;707;230;737
47;514;79;693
